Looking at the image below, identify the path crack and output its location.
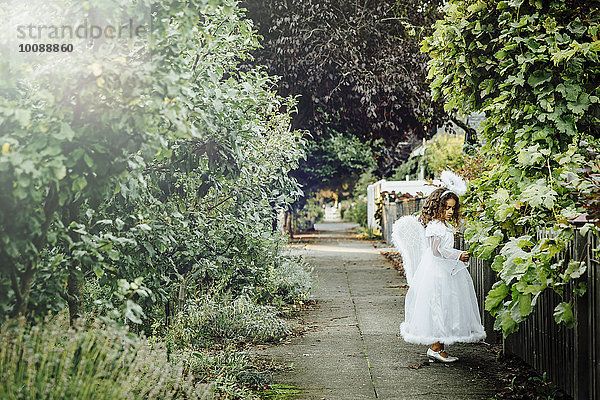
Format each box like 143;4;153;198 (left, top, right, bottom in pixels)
344;262;379;400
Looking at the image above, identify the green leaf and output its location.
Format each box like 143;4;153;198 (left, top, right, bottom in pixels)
137;223;151;232
500;309;519;336
72;176;87;192
53;165;67;180
553;302;574;328
563;260;586;279
83;153;94;168
485;282;509;314
574;282;587;297
568;93;591;115
556;83;581;102
491;254;506;271
500;235;532;265
520;180;557;209
494;50;508;60
125;300;144;324
518;293;533;316
92;264;104;278
527;70;552;88
59;123;75;140
517;144;545;166
475;230;504;259
495;203;515;221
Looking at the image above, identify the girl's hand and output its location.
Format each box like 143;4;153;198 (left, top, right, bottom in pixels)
459;252;470;262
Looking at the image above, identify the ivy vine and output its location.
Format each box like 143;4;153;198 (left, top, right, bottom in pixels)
424;0;600;336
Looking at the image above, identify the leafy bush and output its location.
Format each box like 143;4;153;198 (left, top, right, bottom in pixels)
268;256;312;303
174;348;267;398
0;317;211;400
390;154;422;181
343;198;369;228
423;132;465;175
390;132;465;180
424;0;600;335
340;170;377;227
0;0;310;398
167;296;291;349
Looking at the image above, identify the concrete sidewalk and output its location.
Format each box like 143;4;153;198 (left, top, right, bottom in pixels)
257;222;503;400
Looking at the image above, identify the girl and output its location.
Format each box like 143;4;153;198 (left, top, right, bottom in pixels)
397;185;486;363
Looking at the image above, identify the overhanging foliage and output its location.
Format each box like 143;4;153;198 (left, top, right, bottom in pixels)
424;0;600;336
242;0;448;176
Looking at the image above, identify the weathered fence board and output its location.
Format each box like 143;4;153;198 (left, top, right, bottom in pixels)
383;197;600;399
381;197;426;244
502;229;599;400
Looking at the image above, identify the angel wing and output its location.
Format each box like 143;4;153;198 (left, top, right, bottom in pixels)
391;215;425;286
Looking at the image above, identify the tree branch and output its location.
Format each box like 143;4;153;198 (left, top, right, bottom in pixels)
449;115;478;146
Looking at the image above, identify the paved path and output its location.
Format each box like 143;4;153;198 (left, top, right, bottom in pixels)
257;222;503;399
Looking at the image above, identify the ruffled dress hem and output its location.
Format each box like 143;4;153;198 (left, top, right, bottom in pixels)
400;322;486;345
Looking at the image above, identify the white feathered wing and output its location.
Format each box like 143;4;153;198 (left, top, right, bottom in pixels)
391;215;425;286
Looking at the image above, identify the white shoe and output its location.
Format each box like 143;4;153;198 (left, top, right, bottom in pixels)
427;347;458;363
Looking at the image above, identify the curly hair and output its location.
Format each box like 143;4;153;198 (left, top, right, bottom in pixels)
418;188;461;227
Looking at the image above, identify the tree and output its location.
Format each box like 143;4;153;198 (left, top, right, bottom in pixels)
0;0;304;322
0;0;166;319
242;0;448;176
292;127;376;197
424;0;600;336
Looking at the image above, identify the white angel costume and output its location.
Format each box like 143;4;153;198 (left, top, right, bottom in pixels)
392;216;486;345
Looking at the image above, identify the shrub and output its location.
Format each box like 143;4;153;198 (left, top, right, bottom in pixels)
390;132;465;180
423;132;465;175
167;296;290;349
268;256;312;303
343;198;368;227
0;317;211;400
174;348;268;398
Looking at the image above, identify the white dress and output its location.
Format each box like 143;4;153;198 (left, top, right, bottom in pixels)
400;220;486;345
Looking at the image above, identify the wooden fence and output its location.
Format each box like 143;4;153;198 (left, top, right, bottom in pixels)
383;196;600;400
381;197;426;244
501;229;599;400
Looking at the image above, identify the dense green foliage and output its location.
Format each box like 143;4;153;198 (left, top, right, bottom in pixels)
293;128;376;196
1;0;310;396
391;132;465;180
242;0;447;178
424;0;600;336
341;170;377;228
0;0;306;321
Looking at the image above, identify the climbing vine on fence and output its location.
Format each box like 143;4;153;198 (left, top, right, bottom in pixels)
423;0;600;336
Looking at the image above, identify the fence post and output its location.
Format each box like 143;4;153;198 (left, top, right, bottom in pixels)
483;261;498;344
574;229;591;400
384;201;397;243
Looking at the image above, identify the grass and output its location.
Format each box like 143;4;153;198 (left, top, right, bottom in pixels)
258;384;302;399
0;316;212;400
167;295;291;349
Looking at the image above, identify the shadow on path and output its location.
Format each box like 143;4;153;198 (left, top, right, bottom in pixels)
256;222;503;400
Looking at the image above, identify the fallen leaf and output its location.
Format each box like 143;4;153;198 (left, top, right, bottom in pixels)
407;362;430;369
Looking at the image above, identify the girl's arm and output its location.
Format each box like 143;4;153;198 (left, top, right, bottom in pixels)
429;235;469;275
429;235;463;261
